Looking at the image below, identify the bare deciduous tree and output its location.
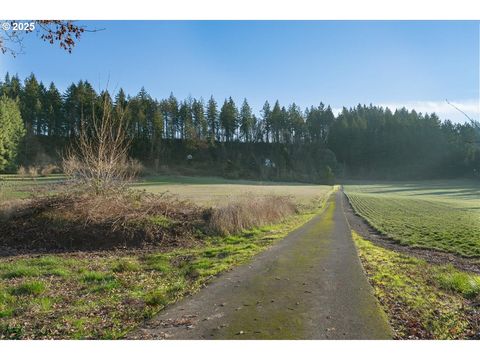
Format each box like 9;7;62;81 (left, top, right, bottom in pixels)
62;95;138;194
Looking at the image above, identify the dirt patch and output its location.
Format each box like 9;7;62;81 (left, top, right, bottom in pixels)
342;191;480;274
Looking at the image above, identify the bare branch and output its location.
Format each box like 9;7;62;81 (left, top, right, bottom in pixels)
446;99;479;129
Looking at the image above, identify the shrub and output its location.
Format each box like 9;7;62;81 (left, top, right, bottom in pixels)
62;156;81;178
40;164;59;177
208;194;297;235
124;159;145;178
17;166;27;177
27;166;39;177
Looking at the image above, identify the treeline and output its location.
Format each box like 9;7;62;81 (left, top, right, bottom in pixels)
1;73;478;181
329;106;479;178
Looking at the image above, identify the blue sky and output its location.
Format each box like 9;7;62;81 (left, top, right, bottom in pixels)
1;20;479;122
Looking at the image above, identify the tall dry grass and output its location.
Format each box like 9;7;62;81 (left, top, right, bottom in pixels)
208;194;297;235
17;165;40;178
16;166;27;177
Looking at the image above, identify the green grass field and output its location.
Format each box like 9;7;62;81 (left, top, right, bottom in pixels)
133;175;328;206
1;174;329;208
345;180;480;257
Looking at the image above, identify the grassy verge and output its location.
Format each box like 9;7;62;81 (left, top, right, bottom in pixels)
352;231;480;339
0;194;330;339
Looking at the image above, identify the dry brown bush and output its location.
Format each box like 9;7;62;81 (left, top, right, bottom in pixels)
16;165;39;178
17;165;27;176
40;164;60;176
27;166;39;177
208;194;297;235
122;158;146;178
0;189;300;252
0;190;205;251
61;156;81;177
0;198;31;221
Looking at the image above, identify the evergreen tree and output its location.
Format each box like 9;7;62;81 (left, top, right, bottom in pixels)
21;73;43;136
43;82;64;137
206;96;219;142
220;97;238;142
10;75;22;100
239;98;254;142
270;100;282;143
167;93;179;139
179;100;194;140
192;98;207;140
280;106;289;143
252;114;264;143
288;103;305;144
0;96;25;171
147;99;163;159
62;83;78;137
1;73;22;100
114;88;128;111
0;73;10;97
261;101;271;143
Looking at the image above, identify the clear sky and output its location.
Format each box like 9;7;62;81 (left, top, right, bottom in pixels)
1;20;479;122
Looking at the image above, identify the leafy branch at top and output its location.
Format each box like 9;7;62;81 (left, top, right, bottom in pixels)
1;20;103;56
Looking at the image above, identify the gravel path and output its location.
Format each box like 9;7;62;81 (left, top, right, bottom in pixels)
128;191;392;339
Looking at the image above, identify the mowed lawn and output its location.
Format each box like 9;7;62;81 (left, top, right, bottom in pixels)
344;180;480;257
133;175;329;206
